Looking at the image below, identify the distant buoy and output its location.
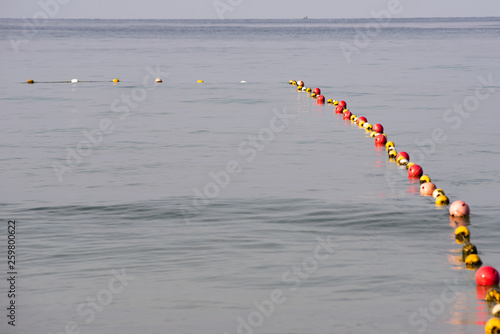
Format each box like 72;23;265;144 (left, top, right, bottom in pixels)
339;101;347;108
364;123;373;131
71;79;78;83
313;88;321;95
357;117;367;125
420;182;436;196
373;124;384;134
408;164;423;179
435;195;449;206
385;141;395;150
316;95;325;104
297;86;303;91
396;152;410;161
449;200;470;217
333;100;339;105
302;87;307;92
27;79;35;84
289;79;295;85
374;134;387;147
198;80;204;83
475;266;500;286
297;80;304;87
306;87;312;93
343;111;352;119
420;175;431;184
485;318;500;334
465;254;482;269
241;80;247;83
350;114;357;122
113;78;119;83
327;99;333;104
311;92;317;98
155;78;163;83
369;131;377;137
406;162;415;170
388;150;397;159
336;106;344;114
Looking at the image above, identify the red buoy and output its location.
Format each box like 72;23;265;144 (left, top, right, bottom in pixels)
335;106;344;114
475;266;500;286
373;124;384;134
343;111;352;120
357;117;367;125
374;134;387;146
449;200;470;217
408;164;423;179
316;95;325;104
313;88;321;95
339;101;347;108
396;151;410;161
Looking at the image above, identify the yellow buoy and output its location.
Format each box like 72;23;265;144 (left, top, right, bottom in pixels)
388;150;397;159
327;99;333;104
358;120;365;127
27;79;35;84
306;87;312;93
364;123;373;131
197;80;204;83
297;85;303;91
112;78;119;82
420;175;431;184
350;114;357;121
385;141;395;150
454;226;470;244
333;100;339;105
485;288;500;303
435;194;449;206
311;92;317;98
370;131;377;137
484;317;500;334
464;254;482;269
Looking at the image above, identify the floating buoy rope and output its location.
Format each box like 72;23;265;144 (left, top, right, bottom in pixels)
289;80;499;332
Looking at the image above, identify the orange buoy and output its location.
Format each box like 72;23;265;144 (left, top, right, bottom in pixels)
420;182;436;196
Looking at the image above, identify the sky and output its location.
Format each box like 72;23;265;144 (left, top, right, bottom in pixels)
2;0;500;20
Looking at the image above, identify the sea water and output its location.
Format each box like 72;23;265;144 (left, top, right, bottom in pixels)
1;17;500;334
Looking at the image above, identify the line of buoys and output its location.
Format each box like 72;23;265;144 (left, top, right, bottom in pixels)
289;79;500;332
25;78;120;84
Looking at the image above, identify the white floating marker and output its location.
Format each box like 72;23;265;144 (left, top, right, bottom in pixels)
71;78;78;83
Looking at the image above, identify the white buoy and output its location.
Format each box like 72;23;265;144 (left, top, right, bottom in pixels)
71;79;78;83
240;80;247;83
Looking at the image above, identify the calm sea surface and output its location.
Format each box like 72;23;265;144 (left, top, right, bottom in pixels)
1;17;500;334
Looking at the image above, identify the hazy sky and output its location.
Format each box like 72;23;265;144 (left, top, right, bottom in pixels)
2;0;500;19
